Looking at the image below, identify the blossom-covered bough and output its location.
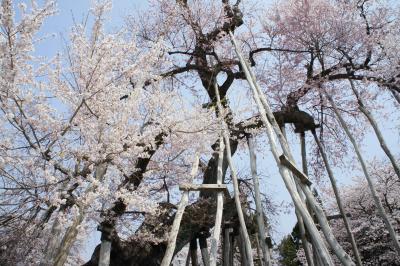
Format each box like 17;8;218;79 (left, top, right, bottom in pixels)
1;0;400;265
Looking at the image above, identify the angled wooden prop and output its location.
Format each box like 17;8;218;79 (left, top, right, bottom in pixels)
279;154;312;186
161;155;200;266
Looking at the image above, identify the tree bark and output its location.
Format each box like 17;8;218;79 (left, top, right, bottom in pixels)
199;234;210;266
53;164;107;266
190;238;198;266
84;110;258;265
40;215;63;266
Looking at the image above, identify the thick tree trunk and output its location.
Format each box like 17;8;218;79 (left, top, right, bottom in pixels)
229;30;335;266
161;155;200;266
312;130;362;266
214;81;254;266
247;135;271;266
350;80;400;181
190;238;198;266
199;235;210;266
54;207;85;266
83;101;254;265
40;215;63;266
323;87;400;255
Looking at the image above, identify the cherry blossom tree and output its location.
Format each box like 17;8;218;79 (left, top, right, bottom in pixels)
1;0;215;265
330;160;400;265
1;0;399;265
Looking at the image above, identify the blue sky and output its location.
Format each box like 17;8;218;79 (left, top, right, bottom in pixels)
17;0;400;261
35;0;147;57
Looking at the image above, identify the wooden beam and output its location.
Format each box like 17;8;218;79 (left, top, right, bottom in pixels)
279;155;312;186
327;213;352;221
179;183;229;193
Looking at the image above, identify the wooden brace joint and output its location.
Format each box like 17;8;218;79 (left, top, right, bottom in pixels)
279;155;312;186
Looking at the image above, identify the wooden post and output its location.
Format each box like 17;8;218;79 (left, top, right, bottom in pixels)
247;135;271;266
229;230;234;266
349;79;400;181
199;232;210;266
238;229;250;266
160;155;200;266
210;137;225;266
282;126;315;266
255;234;262;266
223;226;233;266
323;87;400;255
301;132;321;266
312;130;362;266
229;30;348;266
214;81;254;265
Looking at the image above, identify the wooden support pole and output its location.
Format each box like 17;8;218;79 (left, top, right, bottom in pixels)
284;126;315;266
323;87;400;255
255;234;262;265
223;227;233;266
229;231;234;266
299;132;315;266
279;155;312;186
327;213;351;221
349;80;400;181
161;155;200;266
179;183;228;193
210;137;225;266
238;231;250;266
214;81;254;265
247;135;271;266
229;30;353;266
312;130;362;266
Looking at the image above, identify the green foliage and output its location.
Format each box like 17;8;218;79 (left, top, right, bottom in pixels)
278;235;301;266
